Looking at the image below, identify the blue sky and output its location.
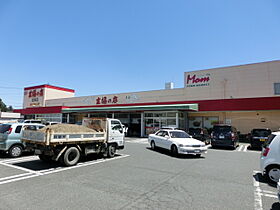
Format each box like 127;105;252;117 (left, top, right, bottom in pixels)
0;0;279;108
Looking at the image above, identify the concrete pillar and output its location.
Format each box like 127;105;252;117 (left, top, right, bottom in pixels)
141;112;145;137
176;112;179;128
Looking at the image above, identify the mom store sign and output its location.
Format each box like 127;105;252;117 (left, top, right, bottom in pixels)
185;73;211;88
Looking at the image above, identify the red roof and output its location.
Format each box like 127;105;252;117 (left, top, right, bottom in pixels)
24;84;75;93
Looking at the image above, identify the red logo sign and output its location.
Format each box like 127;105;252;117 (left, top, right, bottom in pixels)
28;89;44;98
96;96;118;105
186;74;210;84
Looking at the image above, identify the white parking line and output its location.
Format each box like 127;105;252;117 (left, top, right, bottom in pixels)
1;156;39;164
0;161;42;175
260;193;278;199
238;145;244;152
0;154;130;185
253;171;263;210
42;154;130;175
0;172;33;182
0;174;41;185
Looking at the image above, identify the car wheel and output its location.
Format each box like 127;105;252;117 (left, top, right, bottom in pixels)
107;144;117;158
150;141;156;150
8;145;23;158
171;145;178;157
266;165;280;183
63;147;80;166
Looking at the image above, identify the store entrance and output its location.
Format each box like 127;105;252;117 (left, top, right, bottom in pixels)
114;113;141;137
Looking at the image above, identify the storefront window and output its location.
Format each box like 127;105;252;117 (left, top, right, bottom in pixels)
203;117;219;128
145;113;153;117
144;111;181;135
188;116;219;130
34;113;63;123
189;117;203;128
167;119;176;126
167;112;176;117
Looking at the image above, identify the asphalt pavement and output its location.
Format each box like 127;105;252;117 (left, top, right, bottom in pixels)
0;138;278;210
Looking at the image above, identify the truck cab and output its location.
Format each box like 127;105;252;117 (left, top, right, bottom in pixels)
108;119;125;149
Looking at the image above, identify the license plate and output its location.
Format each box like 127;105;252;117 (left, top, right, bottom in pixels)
260;139;266;142
194;150;201;153
219;135;225;139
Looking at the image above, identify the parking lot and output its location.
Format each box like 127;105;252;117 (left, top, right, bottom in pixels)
0;138;279;210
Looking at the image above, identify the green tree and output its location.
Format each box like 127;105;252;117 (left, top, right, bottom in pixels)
0;98;13;112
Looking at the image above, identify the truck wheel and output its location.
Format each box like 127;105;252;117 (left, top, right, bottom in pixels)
107;144;116;158
63;147;80;166
39;155;53;162
9;145;23;158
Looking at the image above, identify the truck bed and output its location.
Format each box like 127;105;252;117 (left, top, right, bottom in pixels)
22;124;107;145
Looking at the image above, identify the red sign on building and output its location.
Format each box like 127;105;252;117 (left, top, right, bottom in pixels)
96;96;118;105
186;74;210;87
28;89;44;98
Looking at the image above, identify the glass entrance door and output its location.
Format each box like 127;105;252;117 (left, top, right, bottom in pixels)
144;111;181;135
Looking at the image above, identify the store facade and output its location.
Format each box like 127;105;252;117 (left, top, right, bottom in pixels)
15;60;280;137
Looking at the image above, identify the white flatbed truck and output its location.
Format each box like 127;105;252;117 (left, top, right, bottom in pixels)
22;118;125;166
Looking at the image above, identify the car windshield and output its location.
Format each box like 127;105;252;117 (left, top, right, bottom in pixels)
169;131;190;138
252;129;271;137
213;126;231;133
0;124;11;133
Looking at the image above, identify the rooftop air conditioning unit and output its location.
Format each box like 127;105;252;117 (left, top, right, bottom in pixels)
165;82;174;90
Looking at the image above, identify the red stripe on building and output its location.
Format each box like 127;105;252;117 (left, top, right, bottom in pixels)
14;96;280;115
14;106;68;115
67;96;280;111
24;85;75;93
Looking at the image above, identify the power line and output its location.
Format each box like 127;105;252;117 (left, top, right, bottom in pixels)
0;86;21;90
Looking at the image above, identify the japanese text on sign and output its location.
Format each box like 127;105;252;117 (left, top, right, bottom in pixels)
96;96;118;105
28;89;44;98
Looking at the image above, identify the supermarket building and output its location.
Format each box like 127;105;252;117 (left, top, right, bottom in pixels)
15;60;280;137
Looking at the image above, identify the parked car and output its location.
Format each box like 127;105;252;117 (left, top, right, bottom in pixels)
210;124;239;149
23;119;43;124
0;123;45;157
260;131;280;183
148;129;207;157
188;128;210;144
44;121;60;126
161;126;178;130
249;128;271;149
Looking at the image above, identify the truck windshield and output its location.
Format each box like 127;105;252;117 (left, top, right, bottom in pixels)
0;124;11;133
169;131;190;138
